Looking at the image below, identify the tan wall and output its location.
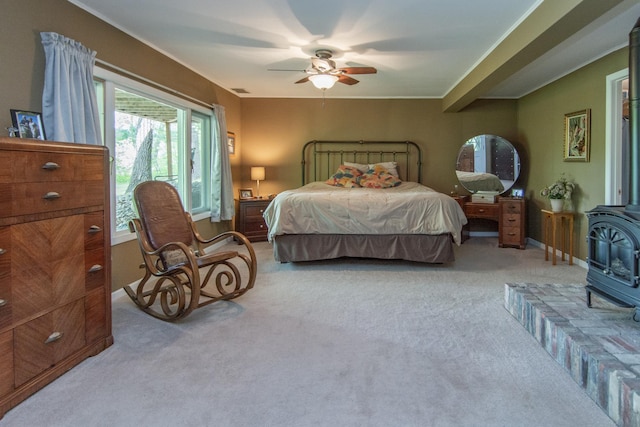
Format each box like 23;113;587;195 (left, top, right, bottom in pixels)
4;0;625;289
518;48;628;261
1;0;241;290
239;98;519;195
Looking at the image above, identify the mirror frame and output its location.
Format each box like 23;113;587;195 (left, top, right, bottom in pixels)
455;134;520;195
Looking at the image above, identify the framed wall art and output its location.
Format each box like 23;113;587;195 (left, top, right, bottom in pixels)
10;109;46;140
228;131;236;155
563;109;590;162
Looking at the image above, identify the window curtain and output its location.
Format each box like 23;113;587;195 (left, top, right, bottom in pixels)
41;32;102;145
211;105;234;221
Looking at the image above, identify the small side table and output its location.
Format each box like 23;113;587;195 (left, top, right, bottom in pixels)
541;209;574;265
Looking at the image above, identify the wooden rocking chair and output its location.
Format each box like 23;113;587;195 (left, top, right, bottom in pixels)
124;180;257;321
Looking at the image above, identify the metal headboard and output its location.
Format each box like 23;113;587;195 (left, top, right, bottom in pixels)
302;140;423;185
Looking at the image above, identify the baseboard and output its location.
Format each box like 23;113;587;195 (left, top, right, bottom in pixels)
526;238;587;270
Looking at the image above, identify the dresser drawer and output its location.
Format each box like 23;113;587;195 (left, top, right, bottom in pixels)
2;151;103;184
244;204;269;218
464;203;499;219
243;218;268;234
501;200;522;214
14;299;86;387
501;227;522;246
1;181;104;218
501;213;522;228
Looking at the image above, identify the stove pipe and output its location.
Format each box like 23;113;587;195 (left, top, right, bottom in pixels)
627;17;640;212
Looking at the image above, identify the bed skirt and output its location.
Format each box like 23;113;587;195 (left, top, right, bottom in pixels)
271;234;455;263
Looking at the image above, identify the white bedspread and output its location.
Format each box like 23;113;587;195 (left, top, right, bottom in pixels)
263;182;468;245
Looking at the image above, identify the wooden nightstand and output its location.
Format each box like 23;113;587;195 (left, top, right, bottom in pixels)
499;197;526;249
235;198;271;242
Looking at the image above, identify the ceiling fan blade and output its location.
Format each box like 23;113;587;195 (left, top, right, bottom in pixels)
295;76;310;84
268;68;306;72
338;75;359;85
340;67;377;75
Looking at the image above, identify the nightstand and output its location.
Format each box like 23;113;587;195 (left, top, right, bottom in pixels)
235;198;271;242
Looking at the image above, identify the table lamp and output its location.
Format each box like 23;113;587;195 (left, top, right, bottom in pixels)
251;166;265;198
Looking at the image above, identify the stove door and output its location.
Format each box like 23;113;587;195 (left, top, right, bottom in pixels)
588;220;638;288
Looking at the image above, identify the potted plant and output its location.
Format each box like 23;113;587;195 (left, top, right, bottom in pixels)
540;174;575;212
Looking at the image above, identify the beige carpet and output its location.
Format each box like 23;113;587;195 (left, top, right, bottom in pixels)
0;238;615;426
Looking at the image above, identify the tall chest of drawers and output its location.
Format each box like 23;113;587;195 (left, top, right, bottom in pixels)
0;137;113;418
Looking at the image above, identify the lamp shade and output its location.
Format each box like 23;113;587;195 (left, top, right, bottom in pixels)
309;74;339;90
251;166;265;181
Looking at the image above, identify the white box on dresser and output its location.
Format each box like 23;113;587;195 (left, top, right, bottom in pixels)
0;137;113;419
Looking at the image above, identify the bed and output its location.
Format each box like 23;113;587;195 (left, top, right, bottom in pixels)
263;140;467;263
455;170;505;193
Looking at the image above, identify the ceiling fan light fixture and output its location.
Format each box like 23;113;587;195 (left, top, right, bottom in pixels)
309;74;339;90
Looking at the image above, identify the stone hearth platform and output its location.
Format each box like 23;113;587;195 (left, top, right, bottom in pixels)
505;283;640;427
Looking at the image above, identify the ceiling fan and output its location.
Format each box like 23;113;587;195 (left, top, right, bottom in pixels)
274;49;377;90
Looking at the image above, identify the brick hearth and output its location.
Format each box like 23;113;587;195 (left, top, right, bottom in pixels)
505;283;640;427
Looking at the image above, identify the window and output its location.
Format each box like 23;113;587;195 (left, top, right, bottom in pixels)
94;68;216;244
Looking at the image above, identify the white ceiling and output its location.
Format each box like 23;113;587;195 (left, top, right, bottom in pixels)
70;0;640;100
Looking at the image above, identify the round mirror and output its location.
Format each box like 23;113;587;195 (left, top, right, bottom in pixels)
455;135;520;194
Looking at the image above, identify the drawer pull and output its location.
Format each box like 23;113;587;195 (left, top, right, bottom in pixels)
88;225;102;234
0;299;6;307
42;162;61;171
43;191;61;200
88;264;103;273
0;248;5;256
508;218;516;222
45;331;63;344
478;209;485;213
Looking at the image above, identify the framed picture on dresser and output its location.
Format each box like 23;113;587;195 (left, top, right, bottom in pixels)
10;109;46;140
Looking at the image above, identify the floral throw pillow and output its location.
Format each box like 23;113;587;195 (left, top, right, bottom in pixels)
325;165;363;187
358;165;402;188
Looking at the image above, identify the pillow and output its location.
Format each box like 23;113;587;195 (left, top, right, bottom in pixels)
325;165;362;187
343;161;369;173
358;165;402;188
368;161;399;177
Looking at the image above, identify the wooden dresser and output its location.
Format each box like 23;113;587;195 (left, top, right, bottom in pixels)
0;137;113;418
235;198;271;242
456;195;526;249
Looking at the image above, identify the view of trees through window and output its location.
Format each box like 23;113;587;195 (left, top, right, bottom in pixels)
94;71;214;241
114;88;181;231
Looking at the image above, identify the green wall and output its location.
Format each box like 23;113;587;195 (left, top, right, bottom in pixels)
518;48;628;260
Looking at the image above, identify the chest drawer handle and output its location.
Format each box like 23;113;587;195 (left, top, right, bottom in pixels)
0;299;6;307
42;162;61;171
45;331;63;344
508;218;516;222
0;248;5;256
478;209;485;213
88;225;102;234
43;191;61;200
88;264;103;273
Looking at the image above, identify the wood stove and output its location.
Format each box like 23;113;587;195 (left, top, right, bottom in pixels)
586;206;640;320
586;17;640;320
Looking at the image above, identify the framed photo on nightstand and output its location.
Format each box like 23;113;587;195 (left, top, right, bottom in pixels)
239;188;253;199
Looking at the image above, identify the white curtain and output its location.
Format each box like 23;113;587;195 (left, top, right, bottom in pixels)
211;105;235;221
41;32;102;145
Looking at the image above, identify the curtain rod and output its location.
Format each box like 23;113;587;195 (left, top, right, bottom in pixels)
94;58;214;109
